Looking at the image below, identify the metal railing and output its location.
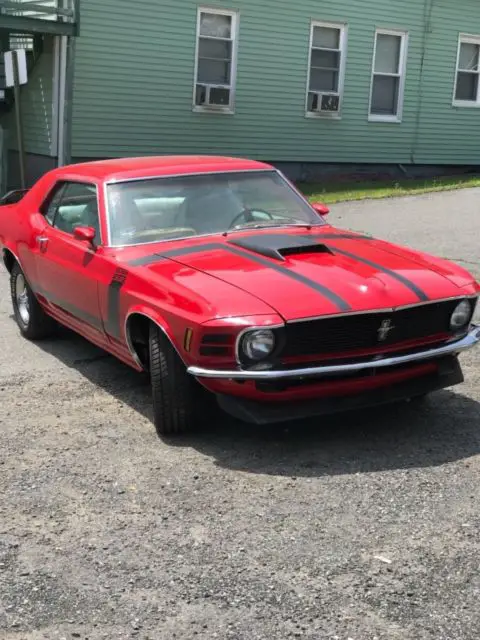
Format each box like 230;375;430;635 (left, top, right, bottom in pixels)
0;0;79;35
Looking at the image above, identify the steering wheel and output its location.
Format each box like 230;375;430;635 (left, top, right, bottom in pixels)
228;208;274;229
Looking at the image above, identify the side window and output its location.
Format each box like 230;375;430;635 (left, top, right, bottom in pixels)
54;182;100;243
40;182;67;225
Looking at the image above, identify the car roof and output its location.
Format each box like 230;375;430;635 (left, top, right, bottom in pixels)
53;155;273;183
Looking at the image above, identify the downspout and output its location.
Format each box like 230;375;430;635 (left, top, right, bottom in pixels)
0;126;5;195
0;33;7;194
61;34;75;165
411;0;435;164
58;0;79;166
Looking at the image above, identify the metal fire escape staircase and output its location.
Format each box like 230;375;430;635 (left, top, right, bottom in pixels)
0;0;78;34
0;1;79;112
0;33;44;113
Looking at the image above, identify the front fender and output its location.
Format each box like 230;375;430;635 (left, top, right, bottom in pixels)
124;304;188;368
125;304;173;337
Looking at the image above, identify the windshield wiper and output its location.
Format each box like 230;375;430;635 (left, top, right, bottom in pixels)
248;222;313;229
224;221;319;235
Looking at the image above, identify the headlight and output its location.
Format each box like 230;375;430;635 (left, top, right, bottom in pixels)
240;329;276;361
450;300;472;330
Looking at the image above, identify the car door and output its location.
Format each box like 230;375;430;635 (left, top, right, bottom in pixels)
34;180;106;343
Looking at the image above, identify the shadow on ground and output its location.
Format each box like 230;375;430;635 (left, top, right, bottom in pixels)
32;324;480;479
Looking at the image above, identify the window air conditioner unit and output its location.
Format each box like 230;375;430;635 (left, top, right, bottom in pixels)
313;93;340;113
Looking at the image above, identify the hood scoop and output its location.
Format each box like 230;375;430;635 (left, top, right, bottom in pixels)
227;233;333;262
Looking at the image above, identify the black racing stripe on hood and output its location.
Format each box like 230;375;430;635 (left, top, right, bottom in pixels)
310;233;374;240
127;233;373;266
323;245;429;302
223;244;352;311
128;254;168;267
128;242;352;312
127;243;221;266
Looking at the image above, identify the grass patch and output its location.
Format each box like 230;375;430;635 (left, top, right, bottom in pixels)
300;174;480;204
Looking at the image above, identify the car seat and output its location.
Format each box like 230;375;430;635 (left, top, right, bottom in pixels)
109;192;147;244
81;199;101;243
184;187;243;234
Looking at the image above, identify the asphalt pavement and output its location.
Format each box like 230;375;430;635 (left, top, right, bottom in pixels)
0;188;479;640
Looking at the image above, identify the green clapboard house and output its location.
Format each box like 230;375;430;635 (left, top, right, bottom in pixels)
1;0;480;189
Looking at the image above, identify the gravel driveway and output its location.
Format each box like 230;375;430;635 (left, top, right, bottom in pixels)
1;188;479;640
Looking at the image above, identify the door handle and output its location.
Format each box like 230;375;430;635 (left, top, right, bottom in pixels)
36;235;48;252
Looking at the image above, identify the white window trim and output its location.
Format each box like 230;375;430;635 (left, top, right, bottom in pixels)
368;28;409;123
452;33;480;108
305;20;348;119
193;6;239;115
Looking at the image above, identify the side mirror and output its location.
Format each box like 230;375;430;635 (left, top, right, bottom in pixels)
73;225;96;244
311;202;330;217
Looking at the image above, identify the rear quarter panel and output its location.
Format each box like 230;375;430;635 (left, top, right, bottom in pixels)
0;203;21;256
0;200;39;281
0;180;50;284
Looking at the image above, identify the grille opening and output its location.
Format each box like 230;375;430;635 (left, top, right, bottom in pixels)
199;346;230;356
279;299;469;358
201;334;233;345
199;333;234;357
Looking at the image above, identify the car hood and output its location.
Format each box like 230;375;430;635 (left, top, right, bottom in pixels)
131;228;475;322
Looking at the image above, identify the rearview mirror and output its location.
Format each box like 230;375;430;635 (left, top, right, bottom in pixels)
73;225;96;244
311;202;330;216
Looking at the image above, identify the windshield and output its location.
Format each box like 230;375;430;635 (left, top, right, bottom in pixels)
105;170;324;246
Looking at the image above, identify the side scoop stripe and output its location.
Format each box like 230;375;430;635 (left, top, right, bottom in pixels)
104;268;129;339
128;241;352;312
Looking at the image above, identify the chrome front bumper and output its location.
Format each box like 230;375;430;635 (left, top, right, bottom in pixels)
187;325;480;380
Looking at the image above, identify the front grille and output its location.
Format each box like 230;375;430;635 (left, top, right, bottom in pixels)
280;299;471;358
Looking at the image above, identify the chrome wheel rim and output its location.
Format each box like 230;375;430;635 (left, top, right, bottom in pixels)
15;273;30;325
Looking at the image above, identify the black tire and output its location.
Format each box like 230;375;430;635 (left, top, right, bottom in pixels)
149;322;204;436
10;262;55;340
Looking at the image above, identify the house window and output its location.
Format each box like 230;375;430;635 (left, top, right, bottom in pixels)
369;29;408;122
194;8;238;112
306;21;347;116
454;35;480;105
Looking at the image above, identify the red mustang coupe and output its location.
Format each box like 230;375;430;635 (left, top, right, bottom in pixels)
1;156;479;435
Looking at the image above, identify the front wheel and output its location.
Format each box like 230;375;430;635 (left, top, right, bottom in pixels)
149;323;205;436
10;262;55;340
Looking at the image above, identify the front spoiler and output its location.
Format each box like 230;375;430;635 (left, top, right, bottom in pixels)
187;325;480;381
216;356;464;425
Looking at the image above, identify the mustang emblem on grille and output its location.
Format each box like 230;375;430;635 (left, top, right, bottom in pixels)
377;318;395;342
